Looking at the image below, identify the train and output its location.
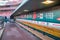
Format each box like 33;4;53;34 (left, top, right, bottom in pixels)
16;6;60;40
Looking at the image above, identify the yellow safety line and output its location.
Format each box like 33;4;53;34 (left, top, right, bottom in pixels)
17;21;60;38
17;22;54;40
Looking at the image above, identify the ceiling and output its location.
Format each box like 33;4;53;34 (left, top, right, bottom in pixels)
12;0;60;16
0;0;22;17
0;0;22;6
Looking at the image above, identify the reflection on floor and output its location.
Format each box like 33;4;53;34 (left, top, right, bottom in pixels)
1;22;40;40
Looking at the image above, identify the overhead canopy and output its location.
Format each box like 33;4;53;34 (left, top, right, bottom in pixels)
11;0;60;16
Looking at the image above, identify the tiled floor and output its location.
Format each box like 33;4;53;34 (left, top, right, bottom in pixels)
0;29;4;37
1;23;40;40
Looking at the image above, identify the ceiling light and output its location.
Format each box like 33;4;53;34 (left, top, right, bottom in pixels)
42;0;54;4
0;1;8;6
24;10;29;12
9;0;14;1
8;0;18;2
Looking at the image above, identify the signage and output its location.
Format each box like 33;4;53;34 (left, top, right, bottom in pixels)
45;12;54;19
40;13;43;19
33;12;37;19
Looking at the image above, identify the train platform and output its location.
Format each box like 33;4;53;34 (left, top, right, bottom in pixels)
0;28;4;38
0;0;60;40
1;22;40;40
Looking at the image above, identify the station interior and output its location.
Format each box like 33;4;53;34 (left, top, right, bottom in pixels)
0;0;60;40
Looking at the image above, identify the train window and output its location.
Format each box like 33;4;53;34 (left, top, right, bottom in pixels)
45;12;54;19
39;13;43;19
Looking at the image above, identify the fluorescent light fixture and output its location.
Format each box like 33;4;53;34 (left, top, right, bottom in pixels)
9;0;14;1
0;1;8;6
42;0;54;4
8;0;18;2
24;10;29;12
